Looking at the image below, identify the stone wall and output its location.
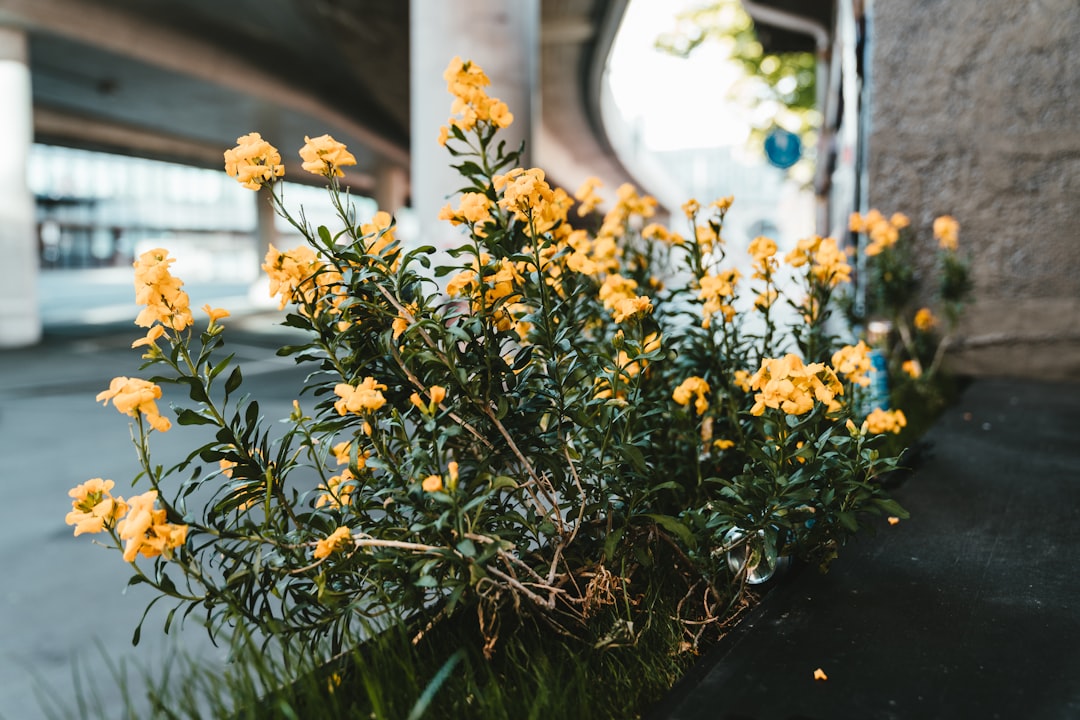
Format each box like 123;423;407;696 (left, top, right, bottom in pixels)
868;0;1080;380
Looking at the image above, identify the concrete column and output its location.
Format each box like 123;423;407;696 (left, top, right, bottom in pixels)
409;0;539;267
255;186;278;261
0;26;41;347
374;160;409;217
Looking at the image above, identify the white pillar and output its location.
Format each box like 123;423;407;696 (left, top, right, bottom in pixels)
0;26;41;347
374;160;409;217
409;0;539;267
255;186;278;260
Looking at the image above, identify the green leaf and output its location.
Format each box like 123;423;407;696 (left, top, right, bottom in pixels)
318;225;333;247
224;365;243;396
176;408;216;426
643;513;696;548
455;539;477;558
406;649;466;720
837;511;859;532
874;497;910;519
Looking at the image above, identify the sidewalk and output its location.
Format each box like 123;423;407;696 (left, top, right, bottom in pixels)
650;376;1080;719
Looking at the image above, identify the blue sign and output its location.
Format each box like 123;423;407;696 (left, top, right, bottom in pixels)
763;128;802;169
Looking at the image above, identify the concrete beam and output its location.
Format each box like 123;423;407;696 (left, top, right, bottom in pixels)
33;104;377;192
0;0;409;165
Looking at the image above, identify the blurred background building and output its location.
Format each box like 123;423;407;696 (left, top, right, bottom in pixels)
1;0;1077;377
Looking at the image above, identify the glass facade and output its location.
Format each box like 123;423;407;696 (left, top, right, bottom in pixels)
29;144;376;279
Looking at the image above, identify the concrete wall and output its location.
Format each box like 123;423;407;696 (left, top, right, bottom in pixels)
868;0;1080;380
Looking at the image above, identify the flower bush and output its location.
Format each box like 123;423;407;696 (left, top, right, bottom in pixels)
67;58;909;658
846;208;972;418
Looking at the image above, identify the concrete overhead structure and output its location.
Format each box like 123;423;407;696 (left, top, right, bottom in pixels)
0;0;638;347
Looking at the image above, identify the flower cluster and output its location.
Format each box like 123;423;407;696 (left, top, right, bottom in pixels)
66;481;187;563
748;354;844;416
299;134;357;178
223;132;285;190
439;55;513;144
133;248;193;334
848;207;971;402
65;478;128;536
97;376;172;432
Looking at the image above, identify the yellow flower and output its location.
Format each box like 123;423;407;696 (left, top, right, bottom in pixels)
334;378;388;415
598;274;638;309
392;303;417;339
66;478;128;536
673;376;710;415
299;134;357;178
447;461;460;491
203;304;230;325
831;341;872;387
682;198;701;218
443;57;514;134
262;244;321;310
699;269;740;327
223;132;285;190
865;408;907;434
754;289;778;311
313;526;353;560
611;295;653;324
787;236;852;288
133;248;193;332
713;439;735;451
317;469;356;509
848;212;866;233
359;210;398;259
442;192;492;227
749;354;844;417
422;474;444;493
902;359;922;378
116;490;188;562
574;176;603;216
131;325;165;349
220;458;238;477
711;195;734;212
933;215;959;251
495;168;557;230
748;235;777;264
733;370;752;392
97;376;172;432
914;307;937;332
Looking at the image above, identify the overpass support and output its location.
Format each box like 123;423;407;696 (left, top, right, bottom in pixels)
0;26;40;347
409;0;539;269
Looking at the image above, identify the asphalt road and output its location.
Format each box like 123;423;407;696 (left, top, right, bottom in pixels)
0;271;306;719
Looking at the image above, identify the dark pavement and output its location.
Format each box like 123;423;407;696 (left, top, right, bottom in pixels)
651;376;1080;719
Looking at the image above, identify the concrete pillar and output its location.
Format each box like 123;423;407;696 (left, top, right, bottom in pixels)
0;26;41;347
374;160;409;217
255;186;278;261
409;0;539;267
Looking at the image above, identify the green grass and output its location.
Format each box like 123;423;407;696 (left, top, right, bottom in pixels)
61;558;746;720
